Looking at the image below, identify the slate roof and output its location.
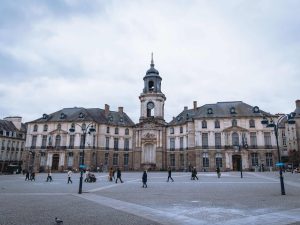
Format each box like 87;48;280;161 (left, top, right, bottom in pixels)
0;120;18;132
29;107;135;127
169;101;274;125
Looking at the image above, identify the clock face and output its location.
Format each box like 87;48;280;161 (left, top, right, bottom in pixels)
147;102;155;109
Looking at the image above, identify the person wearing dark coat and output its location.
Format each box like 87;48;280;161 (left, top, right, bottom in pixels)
142;170;147;188
167;167;174;182
115;168;123;183
25;171;30;181
216;167;221;178
192;167;198;180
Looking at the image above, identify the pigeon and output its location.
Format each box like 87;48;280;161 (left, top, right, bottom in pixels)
55;217;63;224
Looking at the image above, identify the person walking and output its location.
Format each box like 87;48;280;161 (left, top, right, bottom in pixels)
46;171;53;182
192;167;198;180
25;171;30;181
109;167;114;181
167;167;174;182
30;172;35;181
67;170;72;184
216;167;221;178
142;170;147;188
84;170;89;182
115;168;123;183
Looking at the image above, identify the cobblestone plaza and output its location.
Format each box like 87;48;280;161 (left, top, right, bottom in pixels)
0;172;300;225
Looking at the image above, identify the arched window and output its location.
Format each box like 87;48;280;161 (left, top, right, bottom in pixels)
202;120;207;129
43;124;48;132
125;128;129;135
232;119;237;127
249;119;255;128
55;135;61;147
57;123;61;130
170;127;174;134
215;120;220;128
33;124;38;132
148;80;154;91
232;132;239;146
115;127;119;135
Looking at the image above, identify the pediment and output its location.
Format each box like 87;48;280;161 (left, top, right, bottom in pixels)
223;126;248;132
49;129;68;135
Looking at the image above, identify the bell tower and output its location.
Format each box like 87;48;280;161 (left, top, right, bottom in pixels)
139;53;166;122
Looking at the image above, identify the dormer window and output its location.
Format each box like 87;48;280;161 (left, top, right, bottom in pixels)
177;116;182;121
119;118;124;122
42;114;48;119
207;108;213;114
33;124;38;132
60;113;66;119
108;116;113;122
253;106;260;113
230;107;236;114
79;112;84;118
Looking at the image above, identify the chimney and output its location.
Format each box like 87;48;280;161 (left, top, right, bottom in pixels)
193;101;197;110
4;116;22;130
296;100;300;108
105;104;110;115
184;106;188;111
118;106;123;113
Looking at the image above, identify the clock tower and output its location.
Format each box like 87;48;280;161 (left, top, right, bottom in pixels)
139;53;166;122
133;54;167;171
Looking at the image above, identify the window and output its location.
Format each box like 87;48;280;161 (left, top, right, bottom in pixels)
264;132;271;148
114;138;119;150
232;132;239;146
82;123;86;131
249;119;255;128
170;154;175;167
215;153;222;168
215;133;221;149
80;135;85;148
67;152;73;167
266;153;273;167
180;154;184;167
42;135;47;148
33;124;38;132
43;124;48;132
79;152;83;165
93;135;96;149
180;126;183;133
170;138;175;151
57;123;61;130
250;132;257;148
104;153;109;165
170;127;174;134
215;120;220;128
55;135;61;147
125;128;129;135
124;154;129;166
113;153;118;166
251;153;258;166
202;120;207;129
232;119;237;127
69;135;75;149
148;81;154;91
282;137;287;146
115;127;119;135
203;152;209;167
124;138;129;151
1;140;5;150
202;133;208;149
106;127;110;133
31;136;37;148
105;137;110;150
180;137;184;150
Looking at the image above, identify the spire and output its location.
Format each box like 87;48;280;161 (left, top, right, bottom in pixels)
150;52;154;67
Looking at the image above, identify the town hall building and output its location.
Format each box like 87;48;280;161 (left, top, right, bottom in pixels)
23;56;288;172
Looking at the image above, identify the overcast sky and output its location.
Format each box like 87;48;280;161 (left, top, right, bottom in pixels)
0;0;299;123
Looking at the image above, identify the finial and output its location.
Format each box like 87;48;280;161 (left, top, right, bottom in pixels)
150;52;154;67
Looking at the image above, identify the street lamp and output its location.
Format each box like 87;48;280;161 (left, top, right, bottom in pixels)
261;113;296;195
69;122;95;194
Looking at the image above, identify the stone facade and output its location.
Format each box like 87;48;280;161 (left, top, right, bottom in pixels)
0;117;26;173
23;57;296;172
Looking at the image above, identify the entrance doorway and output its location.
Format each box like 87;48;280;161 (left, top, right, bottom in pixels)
52;154;59;171
232;155;241;171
